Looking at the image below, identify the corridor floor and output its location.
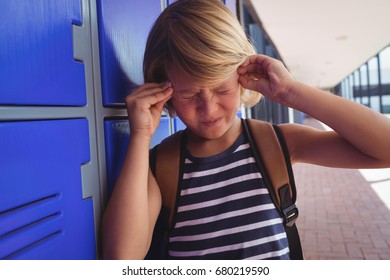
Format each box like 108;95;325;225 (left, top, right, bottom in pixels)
293;117;390;259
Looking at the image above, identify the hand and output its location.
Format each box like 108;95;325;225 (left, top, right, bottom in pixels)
125;82;173;138
237;54;295;106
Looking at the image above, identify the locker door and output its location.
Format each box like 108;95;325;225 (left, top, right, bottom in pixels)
0;0;86;106
0;120;95;259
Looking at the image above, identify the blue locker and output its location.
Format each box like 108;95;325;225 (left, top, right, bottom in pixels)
152;118;171;148
174;117;186;132
0;0;86;106
104;118;170;195
97;0;162;106
0;119;96;259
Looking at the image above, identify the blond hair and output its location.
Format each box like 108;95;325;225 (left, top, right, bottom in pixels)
143;0;261;116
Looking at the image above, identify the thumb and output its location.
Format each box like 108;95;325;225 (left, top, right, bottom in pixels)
239;75;266;94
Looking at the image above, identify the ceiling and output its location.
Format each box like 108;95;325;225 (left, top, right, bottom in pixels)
246;0;390;89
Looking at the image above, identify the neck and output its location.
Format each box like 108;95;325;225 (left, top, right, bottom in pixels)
186;117;242;157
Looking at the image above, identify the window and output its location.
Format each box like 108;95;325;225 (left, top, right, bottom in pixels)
360;63;370;107
379;46;390;113
353;70;361;103
368;56;380;112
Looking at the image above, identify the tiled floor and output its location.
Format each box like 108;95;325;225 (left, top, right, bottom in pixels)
292;118;390;259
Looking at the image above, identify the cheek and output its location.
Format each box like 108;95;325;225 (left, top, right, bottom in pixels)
225;91;241;109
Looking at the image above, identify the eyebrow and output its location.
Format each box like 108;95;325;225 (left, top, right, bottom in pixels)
174;83;233;94
173;89;197;96
172;75;238;94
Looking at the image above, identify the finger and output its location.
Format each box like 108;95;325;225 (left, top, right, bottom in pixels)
239;75;266;93
238;69;268;87
239;57;270;71
239;54;266;65
238;76;255;90
151;87;173;107
245;70;268;80
245;54;271;65
152;94;172;114
238;54;273;70
126;83;172;104
147;84;173;104
129;82;171;98
133;86;173;110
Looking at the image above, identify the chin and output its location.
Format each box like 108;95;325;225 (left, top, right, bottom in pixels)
195;126;229;140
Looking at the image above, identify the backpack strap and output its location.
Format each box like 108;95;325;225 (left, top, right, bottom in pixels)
243;119;298;225
243;118;303;259
154;130;183;226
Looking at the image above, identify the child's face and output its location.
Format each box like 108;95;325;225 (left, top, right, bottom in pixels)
168;66;241;140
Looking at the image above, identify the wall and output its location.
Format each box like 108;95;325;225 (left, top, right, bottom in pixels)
0;0;284;259
0;0;97;259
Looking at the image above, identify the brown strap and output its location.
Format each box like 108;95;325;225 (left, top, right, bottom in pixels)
246;119;292;207
155;131;182;226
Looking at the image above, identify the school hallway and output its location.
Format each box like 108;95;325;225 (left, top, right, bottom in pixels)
293;117;390;259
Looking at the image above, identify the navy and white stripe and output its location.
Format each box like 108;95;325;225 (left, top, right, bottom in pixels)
167;133;290;259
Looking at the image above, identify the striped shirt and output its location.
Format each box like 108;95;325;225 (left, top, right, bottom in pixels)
167;132;290;259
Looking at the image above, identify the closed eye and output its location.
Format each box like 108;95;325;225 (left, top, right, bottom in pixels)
173;92;197;100
214;89;231;95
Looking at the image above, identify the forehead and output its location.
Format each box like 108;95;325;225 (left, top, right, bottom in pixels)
168;66;239;91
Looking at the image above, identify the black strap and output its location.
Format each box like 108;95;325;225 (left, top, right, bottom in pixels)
272;125;303;260
285;224;304;260
273;125;297;202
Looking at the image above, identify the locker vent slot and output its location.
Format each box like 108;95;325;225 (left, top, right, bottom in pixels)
0;193;63;259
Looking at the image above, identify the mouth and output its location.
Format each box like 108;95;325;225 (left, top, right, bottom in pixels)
201;117;221;126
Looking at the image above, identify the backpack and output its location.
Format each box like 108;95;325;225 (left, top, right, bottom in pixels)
149;118;303;260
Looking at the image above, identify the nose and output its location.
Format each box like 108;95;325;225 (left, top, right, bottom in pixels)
198;89;215;100
196;90;218;115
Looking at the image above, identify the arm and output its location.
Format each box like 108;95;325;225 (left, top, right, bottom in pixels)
101;82;173;259
238;54;390;168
